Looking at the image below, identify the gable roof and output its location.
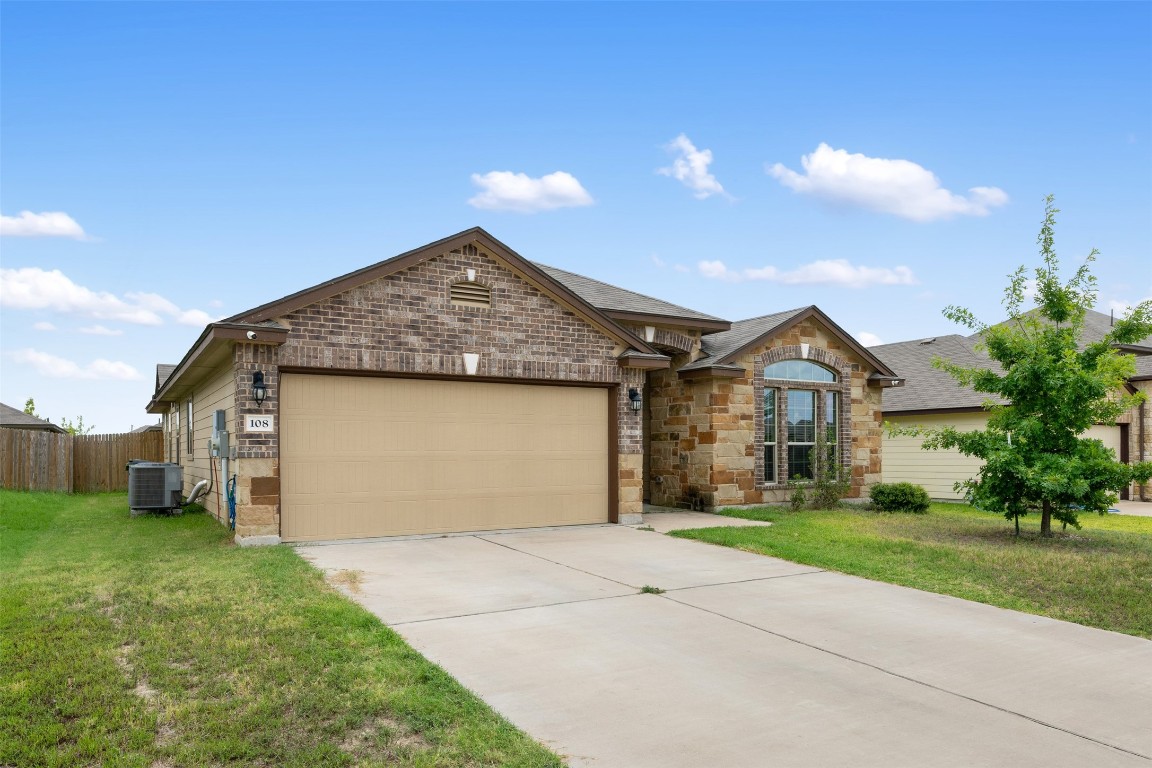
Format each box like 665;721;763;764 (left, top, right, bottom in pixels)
533;263;730;331
224;227;659;355
680;305;898;377
0;402;66;433
156;364;177;392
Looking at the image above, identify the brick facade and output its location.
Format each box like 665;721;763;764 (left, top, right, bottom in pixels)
228;245;646;538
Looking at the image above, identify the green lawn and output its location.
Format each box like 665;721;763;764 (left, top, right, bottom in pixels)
672;503;1152;639
0;491;561;768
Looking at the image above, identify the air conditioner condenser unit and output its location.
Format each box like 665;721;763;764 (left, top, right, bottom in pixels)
127;461;184;514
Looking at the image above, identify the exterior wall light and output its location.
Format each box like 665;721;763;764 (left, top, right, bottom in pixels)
252;371;268;405
628;387;643;412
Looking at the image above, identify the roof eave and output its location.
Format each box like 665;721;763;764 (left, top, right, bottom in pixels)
617;351;672;370
678;364;747;380
146;323;289;414
882;405;989;417
602;309;732;334
869;374;906;389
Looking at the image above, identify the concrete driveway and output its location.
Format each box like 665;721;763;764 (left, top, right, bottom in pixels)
298;520;1152;767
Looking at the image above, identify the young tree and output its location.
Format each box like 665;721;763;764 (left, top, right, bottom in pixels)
921;197;1152;536
59;415;95;436
23;398;39;417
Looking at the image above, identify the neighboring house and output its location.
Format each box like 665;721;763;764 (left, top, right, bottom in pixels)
146;228;903;544
874;312;1152;502
0;403;66;434
131;423;162;433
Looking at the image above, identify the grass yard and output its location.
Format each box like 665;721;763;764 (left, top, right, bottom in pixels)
672;503;1152;639
0;491;561;768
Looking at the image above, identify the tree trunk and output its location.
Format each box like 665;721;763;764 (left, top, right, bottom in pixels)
1040;499;1053;537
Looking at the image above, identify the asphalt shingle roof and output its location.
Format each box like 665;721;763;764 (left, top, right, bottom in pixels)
870;335;1000;413
680;307;811;371
533;263;726;324
0;402;66;432
875;308;1152;412
156;364;177;393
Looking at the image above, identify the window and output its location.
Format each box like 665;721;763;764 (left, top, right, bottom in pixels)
172;408;180;463
787;390;817;480
765;389;777;483
763;359;840;484
186;400;194;457
764;360;836;383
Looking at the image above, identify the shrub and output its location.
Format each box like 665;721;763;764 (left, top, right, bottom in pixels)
871;482;931;513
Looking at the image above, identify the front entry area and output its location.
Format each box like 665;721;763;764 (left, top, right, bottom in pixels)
280;373;610;542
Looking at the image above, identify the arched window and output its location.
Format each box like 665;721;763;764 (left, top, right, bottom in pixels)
763;360;841;483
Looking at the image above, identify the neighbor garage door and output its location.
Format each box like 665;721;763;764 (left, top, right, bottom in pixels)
280;374;610;542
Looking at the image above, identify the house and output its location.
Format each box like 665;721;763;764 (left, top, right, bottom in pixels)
0;402;66;434
146;228;902;544
874;312;1152;502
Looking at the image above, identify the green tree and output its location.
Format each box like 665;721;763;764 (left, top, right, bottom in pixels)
59;415;95;436
23;398;39;418
920;197;1152;536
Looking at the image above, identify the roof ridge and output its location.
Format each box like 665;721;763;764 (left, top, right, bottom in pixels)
729;306;812;324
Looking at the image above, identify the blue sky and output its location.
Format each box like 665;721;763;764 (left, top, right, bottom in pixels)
2;2;1150;432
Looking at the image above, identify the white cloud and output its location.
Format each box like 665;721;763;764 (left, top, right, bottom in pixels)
33;321;56;331
698;260;741;282
1;210;88;239
12;348;141;381
698;258;917;288
768;143;1008;221
651;254;667;267
79;324;123;336
1;268;218;326
467;171;594;213
1108;292;1152;317
857;332;884;347
658;134;728;199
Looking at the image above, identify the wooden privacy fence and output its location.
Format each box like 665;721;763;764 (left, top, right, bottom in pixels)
0;429;164;493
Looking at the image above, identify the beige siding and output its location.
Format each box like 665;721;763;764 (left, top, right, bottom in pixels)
280;374;609;542
884;413;1125;500
883;413;989;499
180;364;236;521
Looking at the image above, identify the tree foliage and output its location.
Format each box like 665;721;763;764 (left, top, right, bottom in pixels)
920;197;1152;535
22;397;94;435
59;415;95;436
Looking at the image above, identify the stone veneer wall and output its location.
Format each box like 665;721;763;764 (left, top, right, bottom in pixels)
228;244;646;539
647;317;884;510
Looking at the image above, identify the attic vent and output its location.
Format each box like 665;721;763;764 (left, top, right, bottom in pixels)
450;281;491;308
462;244;479;256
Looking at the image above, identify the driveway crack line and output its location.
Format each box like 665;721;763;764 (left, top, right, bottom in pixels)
475;534;640;590
476;534;829;593
388;591;634;627
662;593;1151;762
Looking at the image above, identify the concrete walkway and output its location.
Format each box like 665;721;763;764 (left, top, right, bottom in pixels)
1114;500;1152;517
299;520;1152;767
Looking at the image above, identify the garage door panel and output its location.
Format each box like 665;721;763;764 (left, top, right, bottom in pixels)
281;375;610;541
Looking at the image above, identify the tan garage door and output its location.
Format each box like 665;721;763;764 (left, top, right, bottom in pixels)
280;374;610;542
